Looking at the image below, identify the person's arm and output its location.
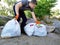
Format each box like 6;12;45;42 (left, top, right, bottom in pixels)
15;2;22;19
15;2;22;15
31;12;40;24
31;12;37;21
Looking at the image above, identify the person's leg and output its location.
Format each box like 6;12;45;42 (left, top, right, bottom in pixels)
19;10;27;34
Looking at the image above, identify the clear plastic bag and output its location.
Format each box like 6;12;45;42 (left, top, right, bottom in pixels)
1;19;21;38
24;23;35;36
24;23;47;36
33;24;47;36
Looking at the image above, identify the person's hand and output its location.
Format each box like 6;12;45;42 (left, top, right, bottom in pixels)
35;20;40;24
35;21;41;28
15;15;19;20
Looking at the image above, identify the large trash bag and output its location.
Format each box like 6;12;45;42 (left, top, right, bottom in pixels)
24;23;47;36
33;24;47;36
24;23;35;36
1;18;21;38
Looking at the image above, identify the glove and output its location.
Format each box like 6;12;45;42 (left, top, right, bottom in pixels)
35;21;41;28
15;15;19;20
35;21;40;24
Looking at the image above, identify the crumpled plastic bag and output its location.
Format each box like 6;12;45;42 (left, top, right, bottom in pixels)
24;23;35;36
24;23;47;36
1;18;21;38
33;24;47;36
